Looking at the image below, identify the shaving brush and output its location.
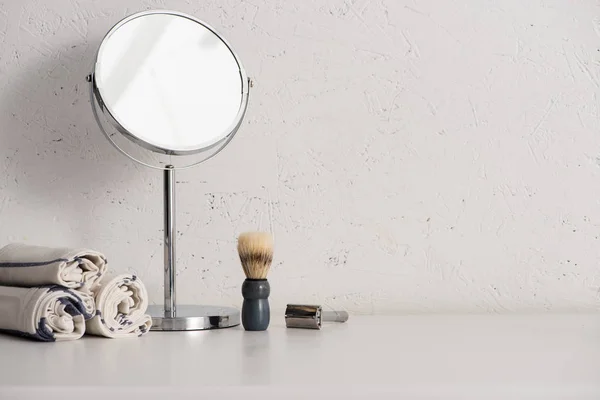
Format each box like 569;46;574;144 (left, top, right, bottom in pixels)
237;232;273;331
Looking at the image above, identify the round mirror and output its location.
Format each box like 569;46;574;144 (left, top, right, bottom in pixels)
88;10;251;331
91;10;249;164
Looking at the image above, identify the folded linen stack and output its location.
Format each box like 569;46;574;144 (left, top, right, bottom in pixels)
0;243;152;341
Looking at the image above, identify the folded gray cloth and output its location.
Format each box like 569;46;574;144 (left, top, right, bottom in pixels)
86;274;152;338
0;285;92;341
0;243;107;294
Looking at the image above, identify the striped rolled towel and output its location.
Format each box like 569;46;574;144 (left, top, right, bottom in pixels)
86;274;152;338
0;243;107;294
0;285;93;341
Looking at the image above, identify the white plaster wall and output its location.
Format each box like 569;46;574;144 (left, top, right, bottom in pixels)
0;0;599;314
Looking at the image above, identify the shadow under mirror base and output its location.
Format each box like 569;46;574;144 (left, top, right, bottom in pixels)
148;305;240;331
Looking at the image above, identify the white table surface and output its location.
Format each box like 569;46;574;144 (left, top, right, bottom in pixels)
0;314;599;400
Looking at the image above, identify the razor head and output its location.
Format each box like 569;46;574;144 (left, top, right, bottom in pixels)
285;304;322;329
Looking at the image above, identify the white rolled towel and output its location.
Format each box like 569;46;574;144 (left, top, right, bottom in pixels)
0;243;107;294
0;285;92;341
86;274;152;338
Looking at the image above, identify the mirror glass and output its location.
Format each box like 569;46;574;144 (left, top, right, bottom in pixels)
94;12;244;154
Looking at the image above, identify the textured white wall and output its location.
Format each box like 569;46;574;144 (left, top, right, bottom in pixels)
0;0;599;314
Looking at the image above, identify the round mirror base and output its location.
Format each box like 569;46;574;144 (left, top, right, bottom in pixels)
148;304;240;331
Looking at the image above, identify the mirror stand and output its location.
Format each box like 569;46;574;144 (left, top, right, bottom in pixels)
89;10;248;332
145;165;241;331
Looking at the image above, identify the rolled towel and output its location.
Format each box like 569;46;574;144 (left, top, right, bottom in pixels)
86;274;152;338
0;285;90;341
0;243;107;294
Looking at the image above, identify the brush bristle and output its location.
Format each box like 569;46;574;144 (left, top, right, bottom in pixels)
237;231;274;279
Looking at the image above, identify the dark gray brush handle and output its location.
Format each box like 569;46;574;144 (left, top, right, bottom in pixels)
241;279;270;331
